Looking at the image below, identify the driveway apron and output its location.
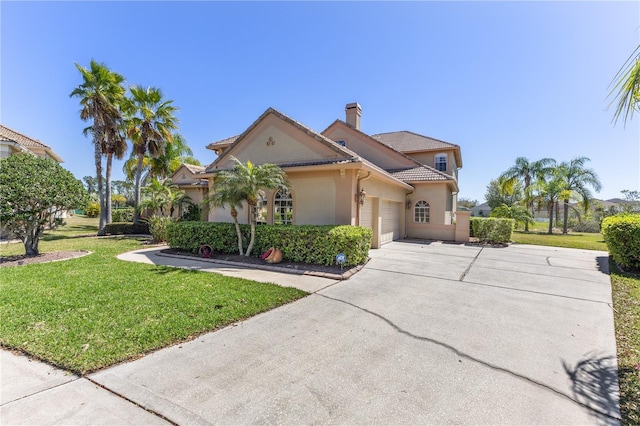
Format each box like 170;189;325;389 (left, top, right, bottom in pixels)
86;241;619;425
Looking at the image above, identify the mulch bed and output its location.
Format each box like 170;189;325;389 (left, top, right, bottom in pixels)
0;251;90;267
161;248;357;276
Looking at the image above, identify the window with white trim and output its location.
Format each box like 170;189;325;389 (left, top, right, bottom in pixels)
274;189;293;225
435;154;447;172
414;200;430;223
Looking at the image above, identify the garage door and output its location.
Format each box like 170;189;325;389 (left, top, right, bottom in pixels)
381;200;401;245
360;197;373;229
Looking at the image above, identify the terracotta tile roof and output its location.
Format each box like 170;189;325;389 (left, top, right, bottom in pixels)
372;131;458;151
206;135;240;150
387;166;453;182
0;124;63;162
182;163;206;174
0;124;51;149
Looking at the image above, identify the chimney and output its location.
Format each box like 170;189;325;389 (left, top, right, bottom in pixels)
345;102;362;130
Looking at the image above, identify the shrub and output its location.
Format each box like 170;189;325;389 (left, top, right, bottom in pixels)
104;222;150;235
112;208;134;223
181;204;201;221
570;219;601;233
470;217;514;243
602;214;640;271
85;201;100;218
166;222;372;266
146;215;174;243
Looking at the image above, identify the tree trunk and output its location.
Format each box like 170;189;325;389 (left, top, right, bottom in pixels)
133;153;144;224
94;135;106;236
548;202;554;234
230;208;243;255
23;224;40;256
562;198;570;234
246;206;256;256
105;152;113;224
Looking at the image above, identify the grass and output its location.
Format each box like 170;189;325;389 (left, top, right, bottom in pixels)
0;216;307;374
512;230;607;251
610;264;640;424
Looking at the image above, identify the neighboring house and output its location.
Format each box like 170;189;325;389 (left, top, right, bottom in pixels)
177;103;469;248
0;125;65;238
470;203;492;217
0;124;64;162
170;163;208;220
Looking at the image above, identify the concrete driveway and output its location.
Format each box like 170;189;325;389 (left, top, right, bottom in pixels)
3;241;619;424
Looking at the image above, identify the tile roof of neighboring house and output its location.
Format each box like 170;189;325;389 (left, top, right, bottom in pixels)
0;124;64;162
182;163;206;174
372;130;462;167
387;166;454;182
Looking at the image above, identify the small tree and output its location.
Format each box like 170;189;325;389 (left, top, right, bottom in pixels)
490;203;534;230
0;154;89;256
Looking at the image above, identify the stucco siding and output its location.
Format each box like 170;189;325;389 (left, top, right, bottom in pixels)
218;116;342;168
289;174;336;225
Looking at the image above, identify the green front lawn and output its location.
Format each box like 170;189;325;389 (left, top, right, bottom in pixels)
512;230;607;251
0;220;306;374
610;264;640;424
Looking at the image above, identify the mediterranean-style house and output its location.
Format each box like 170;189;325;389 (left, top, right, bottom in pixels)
0;124;65;238
173;103;469;247
0;124;64;162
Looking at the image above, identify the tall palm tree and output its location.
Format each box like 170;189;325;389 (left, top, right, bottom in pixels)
610;45;640;126
534;169;566;235
70;60;126;235
204;178;247;255
215;157;290;256
557;157;602;234
122;132;199;183
149;133;200;179
126;86;178;223
500;157;555;231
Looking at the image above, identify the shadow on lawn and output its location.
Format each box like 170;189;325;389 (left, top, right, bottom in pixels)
152;265;200;275
563;353;621;424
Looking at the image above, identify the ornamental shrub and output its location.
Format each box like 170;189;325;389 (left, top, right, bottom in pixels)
146;215;174;243
166;222;372;266
104;222;150;235
470;217;514;243
602;213;640;271
85;201;100;218
112;208;134;223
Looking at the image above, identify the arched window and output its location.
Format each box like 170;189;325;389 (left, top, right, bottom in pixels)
414;200;430;223
253;190;267;224
435;153;447;172
274;189;293;225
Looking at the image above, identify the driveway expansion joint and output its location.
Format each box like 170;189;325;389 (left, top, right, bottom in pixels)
315;292;621;422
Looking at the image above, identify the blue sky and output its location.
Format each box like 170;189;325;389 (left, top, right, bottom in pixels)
2;1;639;203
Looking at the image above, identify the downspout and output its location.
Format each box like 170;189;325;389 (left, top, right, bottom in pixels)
405;188;414;238
356;171;371;226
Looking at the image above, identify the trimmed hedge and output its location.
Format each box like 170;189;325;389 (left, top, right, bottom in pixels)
104;222;150;235
470;217;514;243
602;213;640;271
166;222;372;266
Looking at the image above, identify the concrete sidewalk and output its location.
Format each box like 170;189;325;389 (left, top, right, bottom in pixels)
1;241;620;425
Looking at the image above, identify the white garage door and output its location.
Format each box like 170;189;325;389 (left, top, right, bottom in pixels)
381;200;401;245
360;197;373;229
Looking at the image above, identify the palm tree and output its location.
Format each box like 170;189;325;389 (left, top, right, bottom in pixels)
500;157;555;231
534;169;566;235
204;178;247;255
70;60;126;234
149;133;200;179
214;157;290;256
125;86;178;223
557;157;602;234
610;45;640;126
139;178;181;216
